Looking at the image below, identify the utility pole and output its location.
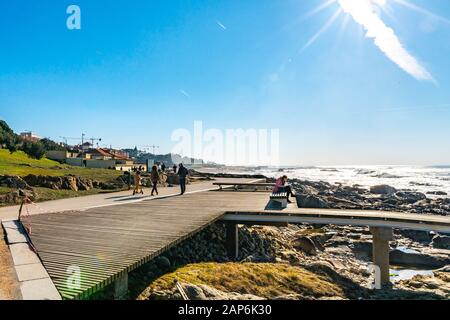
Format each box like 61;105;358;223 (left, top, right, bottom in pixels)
89;137;102;148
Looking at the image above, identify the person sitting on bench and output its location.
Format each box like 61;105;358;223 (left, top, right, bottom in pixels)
273;175;295;203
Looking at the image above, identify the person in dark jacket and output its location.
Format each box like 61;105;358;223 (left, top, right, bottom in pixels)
177;163;189;195
173;164;177;173
150;165;159;196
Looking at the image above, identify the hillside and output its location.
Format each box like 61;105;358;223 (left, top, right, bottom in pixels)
0;149;125;205
0;149;122;182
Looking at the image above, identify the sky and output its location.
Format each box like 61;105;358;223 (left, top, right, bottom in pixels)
0;0;449;166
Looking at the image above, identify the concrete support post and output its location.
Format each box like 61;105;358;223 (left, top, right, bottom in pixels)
114;272;128;300
226;223;239;261
370;227;393;287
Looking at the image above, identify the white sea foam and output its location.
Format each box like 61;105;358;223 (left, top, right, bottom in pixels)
212;165;450;197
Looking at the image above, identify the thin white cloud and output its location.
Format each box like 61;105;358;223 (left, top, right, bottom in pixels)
179;89;190;98
216;20;227;30
338;0;433;82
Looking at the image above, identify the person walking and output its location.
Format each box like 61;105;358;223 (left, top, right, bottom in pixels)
125;170;132;190
133;170;144;195
177;163;189;195
150;165;159;196
173;164;177;173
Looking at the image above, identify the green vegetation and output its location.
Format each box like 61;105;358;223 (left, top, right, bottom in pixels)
0;149;122;182
0;119;65;160
139;262;346;299
32;187;106;202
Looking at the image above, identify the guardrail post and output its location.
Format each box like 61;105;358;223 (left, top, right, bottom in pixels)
114;272;128;300
370;227;393;287
226;223;239;260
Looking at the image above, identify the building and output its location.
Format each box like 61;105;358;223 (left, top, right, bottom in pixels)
46;147;141;171
20;132;41;143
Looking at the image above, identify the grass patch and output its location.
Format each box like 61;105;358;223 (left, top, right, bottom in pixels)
139;262;346;299
33;187;110;202
0;149;123;182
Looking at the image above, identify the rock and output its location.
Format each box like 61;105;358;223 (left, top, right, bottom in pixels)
0;175;32;190
296;194;329;209
155;256;171;269
100;182;119;190
292;236;317;255
370;185;397;195
181;283;207;300
23;175;64;190
62;176;78;191
395;191;427;204
390;249;450;268
398;230;432;243
432;235;450;250
19;189;37;201
76;178;93;191
427;191;448;196
179;283;264;300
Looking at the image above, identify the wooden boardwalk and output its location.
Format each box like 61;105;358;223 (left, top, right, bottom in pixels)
21;191;270;299
21;190;450;300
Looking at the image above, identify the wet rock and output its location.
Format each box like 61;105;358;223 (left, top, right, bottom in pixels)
395;191;427;204
296;194;329;209
370;185;397;195
390;249;450;268
427;191;448;196
432;235;450;250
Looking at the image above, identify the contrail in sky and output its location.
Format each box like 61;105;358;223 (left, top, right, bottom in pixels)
338;0;434;82
216;20;227;30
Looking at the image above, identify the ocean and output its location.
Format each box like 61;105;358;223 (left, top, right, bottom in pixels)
204;165;450;197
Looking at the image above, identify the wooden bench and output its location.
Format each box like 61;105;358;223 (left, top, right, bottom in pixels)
213;182;274;192
270;192;288;208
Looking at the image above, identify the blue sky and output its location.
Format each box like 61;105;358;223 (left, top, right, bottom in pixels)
0;0;449;165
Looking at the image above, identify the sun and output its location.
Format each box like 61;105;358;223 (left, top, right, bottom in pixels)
301;0;449;51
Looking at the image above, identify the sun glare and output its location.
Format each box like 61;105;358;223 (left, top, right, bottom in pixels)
298;0;449;81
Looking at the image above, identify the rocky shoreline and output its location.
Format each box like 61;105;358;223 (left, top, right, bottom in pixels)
129;173;449;300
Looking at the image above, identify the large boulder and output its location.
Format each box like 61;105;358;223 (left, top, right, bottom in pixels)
296;194;329;208
23;174;63;190
390;249;450;268
0;189;36;204
0;175;32;190
370;185;397;195
62;176;78;191
432;235;450;250
398;230;432;243
292;236;317;255
179;283;264;300
76;177;93;191
395;191;427;204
